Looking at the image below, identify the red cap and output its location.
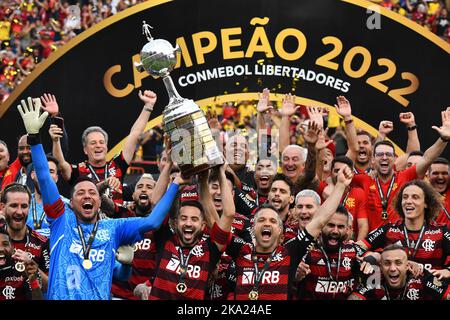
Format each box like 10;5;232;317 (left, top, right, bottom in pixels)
325;140;336;157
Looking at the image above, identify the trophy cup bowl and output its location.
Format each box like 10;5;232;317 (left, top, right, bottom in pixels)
138;24;223;177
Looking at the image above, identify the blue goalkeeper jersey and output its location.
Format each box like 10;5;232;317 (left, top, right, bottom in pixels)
31;143;179;300
46;207;144;300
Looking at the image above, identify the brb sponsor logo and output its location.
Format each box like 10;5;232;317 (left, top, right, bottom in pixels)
241;271;280;285
315;279;355;294
69;241;106;262
166;257;201;279
134;238;152;251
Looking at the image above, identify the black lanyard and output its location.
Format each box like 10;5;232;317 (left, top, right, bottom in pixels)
319;245;342;282
251;248;277;294
87;163;109;182
340;191;350;207
384;282;408;300
76;220;99;261
403;224;426;259
442;205;450;220
31;195;46;229
376;175;396;220
353;167;372;174
177;247;195;287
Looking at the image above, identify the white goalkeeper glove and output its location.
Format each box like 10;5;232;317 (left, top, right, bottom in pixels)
115;245;134;265
17;97;48;134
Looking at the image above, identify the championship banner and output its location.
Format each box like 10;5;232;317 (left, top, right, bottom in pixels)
0;0;449;162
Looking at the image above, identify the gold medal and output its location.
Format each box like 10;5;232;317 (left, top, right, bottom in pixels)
176;282;187;293
381;211;388;220
248;290;259;300
82;259;93;270
15;262;25;272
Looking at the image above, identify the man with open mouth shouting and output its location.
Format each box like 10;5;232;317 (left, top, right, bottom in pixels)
149;163;235;300
227;165;353;300
48;90;157;205
349;244;450;300
0;216;44;300
295;205;375;300
356;180;450;279
0;183;50;294
17;96;180;300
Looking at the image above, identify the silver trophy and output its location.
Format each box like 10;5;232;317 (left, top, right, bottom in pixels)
137;22;223;177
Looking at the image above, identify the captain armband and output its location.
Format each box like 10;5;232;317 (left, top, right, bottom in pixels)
211;222;232;248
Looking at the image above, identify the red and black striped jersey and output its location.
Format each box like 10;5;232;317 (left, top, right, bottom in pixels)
207;214;253;300
111;204;157;300
228;229;315;300
68;152;129;204
434;187;450;228
0;264;31;300
11;227;50;274
298;242;364;300
283;221;299;244
362;222;450;271
149;224;225;300
352;271;450;300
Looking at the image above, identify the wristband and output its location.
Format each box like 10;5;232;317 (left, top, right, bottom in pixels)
144;107;153;112
440;136;450;142
344;118;353;125
407;125;417;131
211;222;232;246
362;255;377;265
29;279;40;290
27;133;41;146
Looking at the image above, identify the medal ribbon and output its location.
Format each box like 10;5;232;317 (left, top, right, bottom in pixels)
177;247;195;287
376;175;396;217
251;248;277;295
384;281;409;300
76;220;99;261
31;195;46;229
340;191;350;207
87;163;109;182
319;245;342;282
441;205;450;220
403;223;426;259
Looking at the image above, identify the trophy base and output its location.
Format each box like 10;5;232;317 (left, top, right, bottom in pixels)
179;158;223;178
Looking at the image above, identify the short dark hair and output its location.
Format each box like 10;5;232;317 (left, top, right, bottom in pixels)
431;157;449;166
178;200;205;220
373;140;395;154
392;180;442;223
336;204;349;217
70;176;98;198
208;169;234;187
271;173;295;196
382;243;407;255
408;150;424;158
27;154;60;174
357;130;374;141
256;156;278;169
331;156;354;170
0;183;32;204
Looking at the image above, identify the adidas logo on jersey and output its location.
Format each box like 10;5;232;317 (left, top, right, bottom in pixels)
317;259;326;266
